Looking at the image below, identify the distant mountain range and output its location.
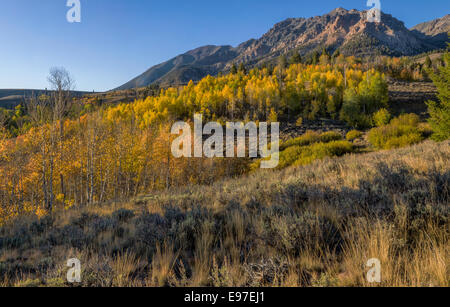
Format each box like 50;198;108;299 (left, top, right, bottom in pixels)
116;8;450;90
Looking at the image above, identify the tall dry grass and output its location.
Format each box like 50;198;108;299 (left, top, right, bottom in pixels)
0;140;448;287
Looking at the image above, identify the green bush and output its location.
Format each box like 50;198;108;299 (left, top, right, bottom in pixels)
320;140;354;156
373;108;391;127
280;131;321;150
280;131;342;151
278;140;354;168
293;141;354;166
383;133;424;149
319;131;343;143
390;114;420;127
368;114;424;149
346;130;363;141
278;145;305;168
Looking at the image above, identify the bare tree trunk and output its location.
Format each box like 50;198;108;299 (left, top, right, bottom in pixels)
166;135;171;190
48;67;75;205
89;144;94;205
48;151;54;212
42;142;48;211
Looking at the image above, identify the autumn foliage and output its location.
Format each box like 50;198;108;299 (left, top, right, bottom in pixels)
0;60;390;223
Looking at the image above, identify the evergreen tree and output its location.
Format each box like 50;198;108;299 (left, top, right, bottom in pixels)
311;51;320;65
278;55;287;68
332;49;341;59
289;52;302;65
427;49;450;141
238;63;247;75
425;56;432;69
230;63;238;74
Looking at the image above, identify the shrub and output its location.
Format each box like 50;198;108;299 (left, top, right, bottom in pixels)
293;141;354;166
280;131;342;151
280;131;321;150
373;108;391;127
383;133;424;149
112;209;135;223
29;216;54;235
346;130;363;141
319;131;343;143
368;114;424;149
391;114;420;127
320;140;353;157
267;212;342;255
135;213;168;249
71;213;99;228
278;145;304;169
278;140;354;168
90;216;118;233
296;117;303;127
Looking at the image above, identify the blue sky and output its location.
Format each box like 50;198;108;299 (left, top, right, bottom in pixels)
1;0;448;91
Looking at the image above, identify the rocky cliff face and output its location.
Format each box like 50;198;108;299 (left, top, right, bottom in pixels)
116;8;449;90
234;8;445;63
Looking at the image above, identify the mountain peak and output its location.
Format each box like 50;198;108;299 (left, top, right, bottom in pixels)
115;9;449;90
328;7;349;15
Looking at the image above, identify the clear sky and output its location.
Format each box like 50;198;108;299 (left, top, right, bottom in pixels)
1;0;448;91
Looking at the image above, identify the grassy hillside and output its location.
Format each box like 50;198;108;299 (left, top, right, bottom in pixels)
0;60;393;222
0;89;89;109
1;140;448;287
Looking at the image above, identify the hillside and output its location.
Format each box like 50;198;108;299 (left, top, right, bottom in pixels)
0;90;48;109
412;14;450;37
2;54;445;217
1;1;449;291
116;8;449;90
0;89;89;109
1;141;448;287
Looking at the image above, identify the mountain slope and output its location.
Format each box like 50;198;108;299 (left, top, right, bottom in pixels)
115;8;449;90
1;140;448;287
117;45;238;90
412;14;450;37
411;14;450;46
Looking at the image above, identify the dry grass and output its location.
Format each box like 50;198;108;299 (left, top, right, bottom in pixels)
112;251;142;287
149;242;179;287
0;140;448;287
